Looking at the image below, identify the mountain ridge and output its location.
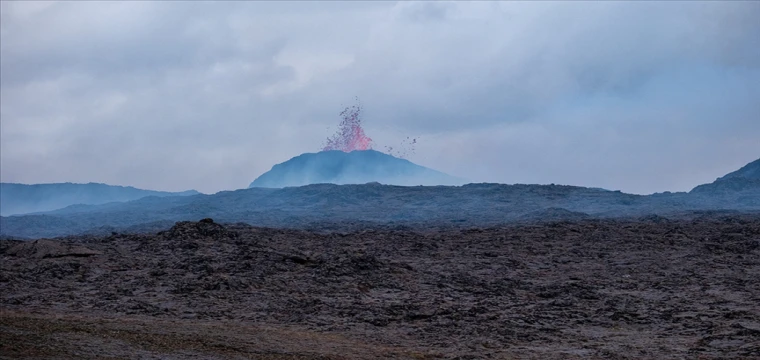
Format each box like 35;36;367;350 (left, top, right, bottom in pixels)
717;158;760;181
2;180;758;239
690;157;760;195
2;158;759;239
0;182;200;216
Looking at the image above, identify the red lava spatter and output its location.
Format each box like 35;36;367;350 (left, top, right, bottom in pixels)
323;103;373;152
384;137;418;159
322;101;419;158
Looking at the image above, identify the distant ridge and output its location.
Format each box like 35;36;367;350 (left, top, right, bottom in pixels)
2;158;759;239
690;158;760;195
249;150;463;188
717;158;760;181
0;182;200;216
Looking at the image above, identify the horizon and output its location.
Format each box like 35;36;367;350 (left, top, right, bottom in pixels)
1;2;758;195
2;149;756;196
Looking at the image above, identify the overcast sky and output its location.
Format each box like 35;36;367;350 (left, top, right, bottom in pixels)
1;1;758;194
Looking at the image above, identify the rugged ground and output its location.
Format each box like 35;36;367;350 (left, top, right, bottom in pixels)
4;180;760;239
2;216;760;359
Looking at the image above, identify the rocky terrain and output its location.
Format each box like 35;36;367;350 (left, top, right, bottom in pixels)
2;158;759;239
2;181;759;239
2;216;759;359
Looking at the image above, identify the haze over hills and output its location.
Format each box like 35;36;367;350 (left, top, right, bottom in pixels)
249;150;464;188
1;157;758;239
0;182;200;216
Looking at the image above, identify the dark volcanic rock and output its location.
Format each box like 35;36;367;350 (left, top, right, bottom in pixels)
638;214;672;223
4;239;100;258
521;207;590;221
2;216;759;358
159;218;236;241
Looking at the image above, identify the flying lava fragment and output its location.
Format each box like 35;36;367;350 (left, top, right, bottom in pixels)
322;102;373;152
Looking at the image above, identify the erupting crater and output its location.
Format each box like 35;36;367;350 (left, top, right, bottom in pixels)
250;101;461;188
322;103;373;152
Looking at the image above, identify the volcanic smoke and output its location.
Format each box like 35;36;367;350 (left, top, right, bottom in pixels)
322;103;373;152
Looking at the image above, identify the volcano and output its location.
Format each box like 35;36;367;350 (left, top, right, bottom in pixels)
249;150;463;188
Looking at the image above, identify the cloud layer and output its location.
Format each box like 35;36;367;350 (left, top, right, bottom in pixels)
2;1;759;194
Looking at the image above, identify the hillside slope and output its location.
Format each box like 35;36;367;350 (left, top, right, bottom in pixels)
250;150;463;188
3;181;757;239
0;182;199;216
690;157;760;197
3;158;759;239
717;158;760;181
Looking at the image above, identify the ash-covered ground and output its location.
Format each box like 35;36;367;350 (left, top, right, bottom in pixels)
2;216;759;359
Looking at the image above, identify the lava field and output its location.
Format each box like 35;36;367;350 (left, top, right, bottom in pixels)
1;216;759;359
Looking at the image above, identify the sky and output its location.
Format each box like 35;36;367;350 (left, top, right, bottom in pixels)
1;1;759;195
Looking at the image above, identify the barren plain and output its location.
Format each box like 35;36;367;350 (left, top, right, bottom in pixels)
2;215;759;359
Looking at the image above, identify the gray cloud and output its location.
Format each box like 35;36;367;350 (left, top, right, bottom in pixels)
1;1;758;194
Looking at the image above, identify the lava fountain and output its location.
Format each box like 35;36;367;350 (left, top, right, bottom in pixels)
322;102;373;152
322;100;418;158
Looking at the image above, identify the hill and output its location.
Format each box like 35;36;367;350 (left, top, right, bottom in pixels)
1;181;757;239
249;150;463;188
2;158;759;239
690;157;760;197
717;158;760;181
0;182;200;216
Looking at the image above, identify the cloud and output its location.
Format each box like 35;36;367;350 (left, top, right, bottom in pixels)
1;1;758;194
